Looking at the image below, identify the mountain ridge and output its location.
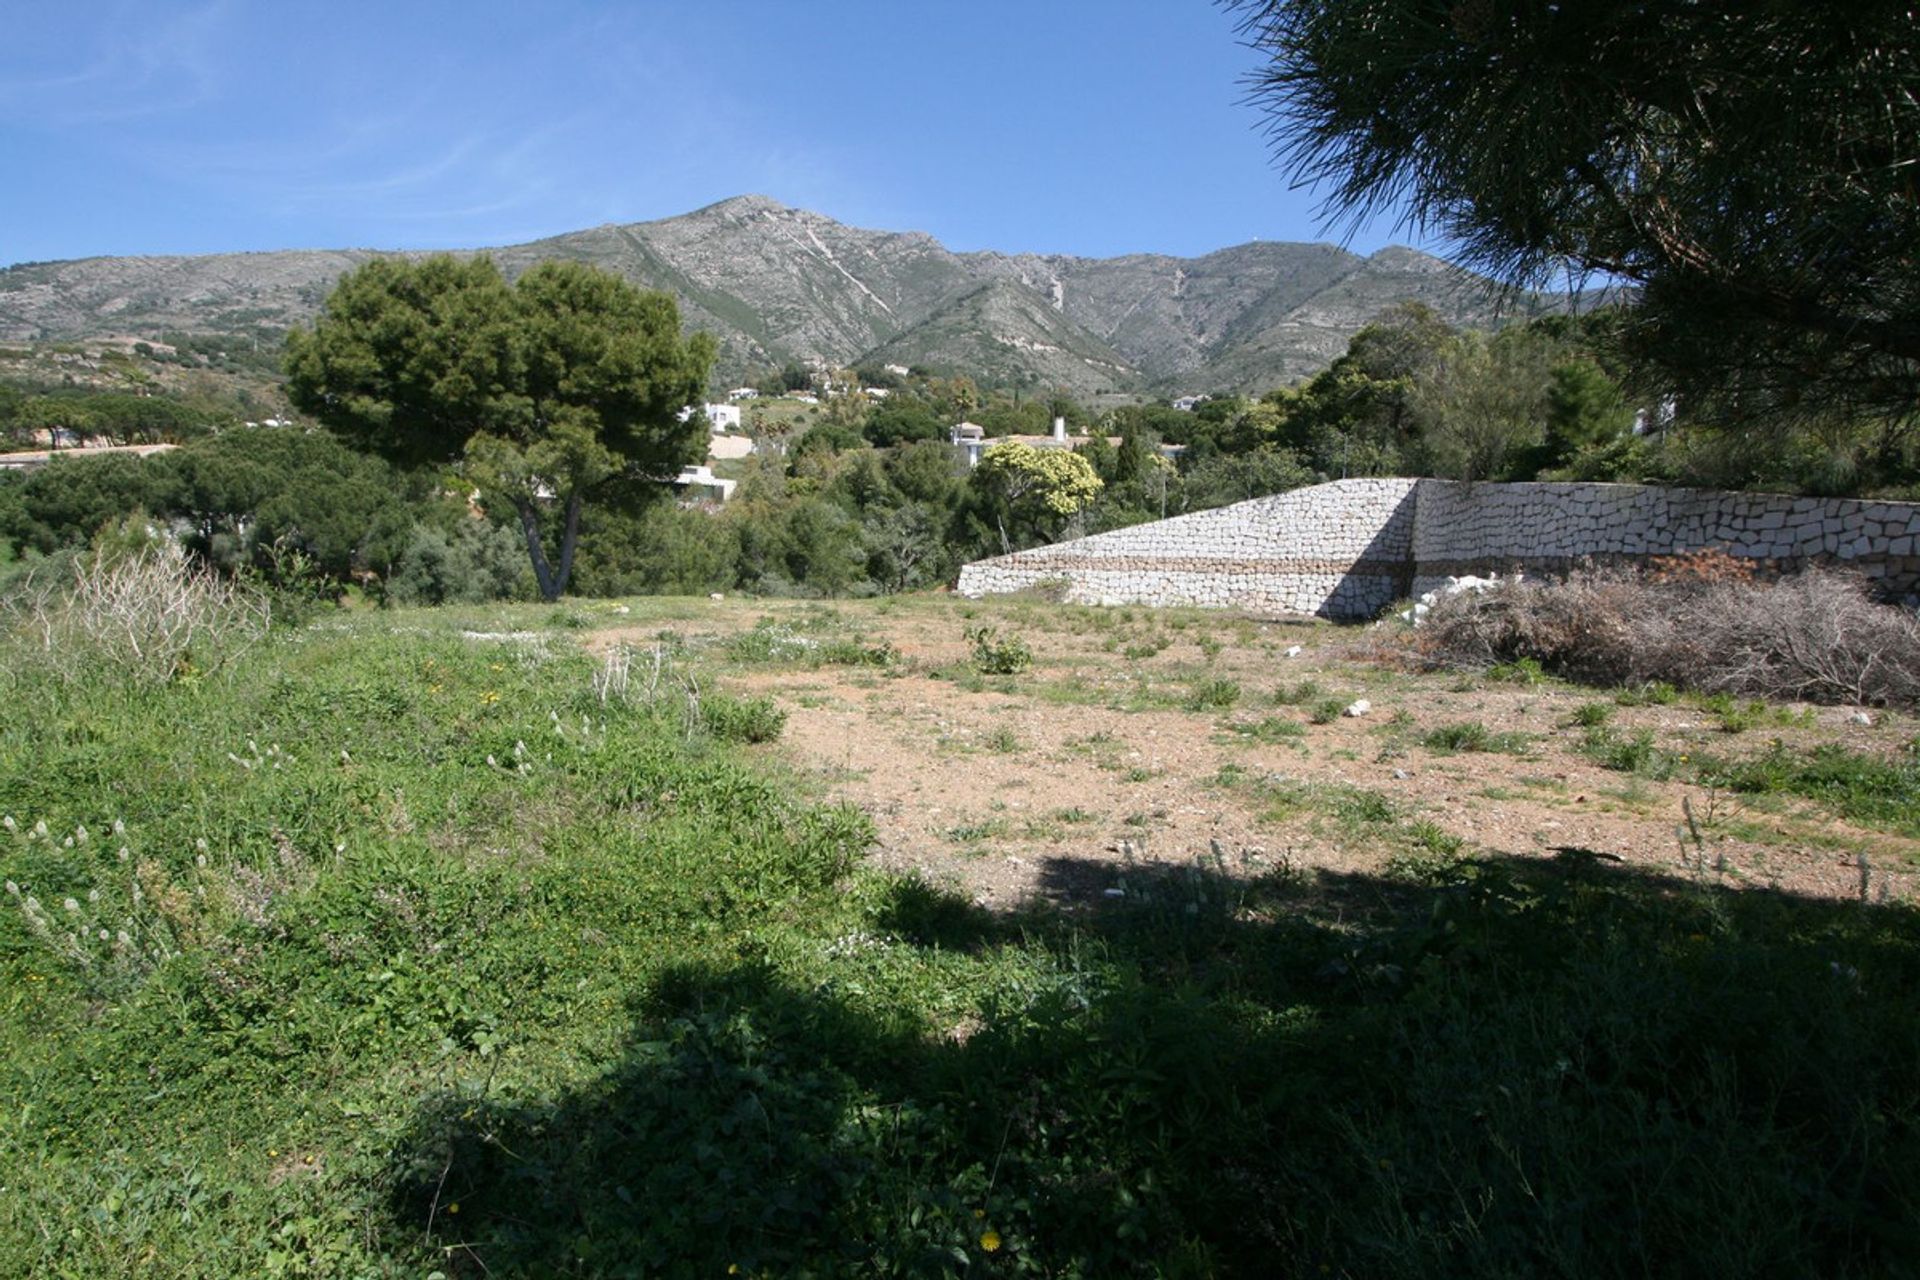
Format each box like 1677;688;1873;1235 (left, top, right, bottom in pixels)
0;195;1558;398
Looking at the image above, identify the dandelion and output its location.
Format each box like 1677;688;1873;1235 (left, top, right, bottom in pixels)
63;898;80;913
446;1202;459;1216
25;896;40;912
118;847;130;862
74;825;88;845
4;881;16;896
88;889;100;904
979;1230;1001;1253
486;755;499;768
97;929;109;942
196;855;207;869
195;838;208;852
63;837;74;849
115;931;131;947
2;816;15;833
32;820;48;839
112;819;125;836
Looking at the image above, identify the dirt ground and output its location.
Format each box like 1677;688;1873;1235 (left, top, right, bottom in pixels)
597;595;1918;908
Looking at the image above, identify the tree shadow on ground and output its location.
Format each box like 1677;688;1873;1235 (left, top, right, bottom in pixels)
380;851;1920;1278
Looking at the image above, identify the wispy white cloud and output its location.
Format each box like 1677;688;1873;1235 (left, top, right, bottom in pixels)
0;0;233;124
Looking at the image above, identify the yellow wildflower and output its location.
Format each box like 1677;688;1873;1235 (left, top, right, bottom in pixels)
979;1229;1002;1252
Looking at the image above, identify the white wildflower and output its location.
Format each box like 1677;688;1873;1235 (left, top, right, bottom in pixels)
112;819;125;836
32;820;48;839
195;854;207;869
1;815;15;833
3;881;14;895
195;838;208;852
486;754;499;768
63;898;79;913
115;931;131;947
88;888;100;903
118;847;130;862
62;837;73;849
97;929;109;942
24;896;41;912
74;825;88;845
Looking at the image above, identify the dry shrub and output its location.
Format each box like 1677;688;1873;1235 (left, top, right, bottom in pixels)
1418;562;1920;708
3;542;271;685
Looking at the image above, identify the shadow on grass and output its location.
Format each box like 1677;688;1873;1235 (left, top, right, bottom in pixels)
381;853;1920;1278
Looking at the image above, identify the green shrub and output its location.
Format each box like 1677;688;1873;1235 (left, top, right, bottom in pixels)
965;625;1032;675
700;693;788;743
1423;721;1533;755
1185;677;1242;710
1309;696;1347;725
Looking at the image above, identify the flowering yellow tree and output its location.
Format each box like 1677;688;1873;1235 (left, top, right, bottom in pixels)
971;440;1103;553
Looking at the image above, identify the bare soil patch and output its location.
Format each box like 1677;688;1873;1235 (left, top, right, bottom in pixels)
597;595;1919;907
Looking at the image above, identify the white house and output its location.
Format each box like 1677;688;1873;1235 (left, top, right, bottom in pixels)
950;421;988;469
1172;395;1210;412
727;387;760;401
674;464;736;503
678;403;744;432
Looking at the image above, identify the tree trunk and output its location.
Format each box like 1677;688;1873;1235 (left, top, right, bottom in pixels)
553;492;584;600
514;497;559;602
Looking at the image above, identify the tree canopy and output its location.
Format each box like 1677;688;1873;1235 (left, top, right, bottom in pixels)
1230;0;1920;426
285;255;714;600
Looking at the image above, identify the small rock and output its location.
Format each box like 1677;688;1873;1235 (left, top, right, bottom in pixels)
708;592;724;601
1343;699;1372;718
1283;645;1303;658
1848;711;1874;726
1392;768;1410;780
1103;888;1127;899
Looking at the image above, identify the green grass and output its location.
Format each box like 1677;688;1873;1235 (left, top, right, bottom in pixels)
2;600;1918;1276
1702;741;1920;838
1421;720;1535;756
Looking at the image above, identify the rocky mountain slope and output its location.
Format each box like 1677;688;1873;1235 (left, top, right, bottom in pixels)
0;195;1558;397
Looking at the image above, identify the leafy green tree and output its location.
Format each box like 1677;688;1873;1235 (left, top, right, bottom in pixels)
571;501;739;598
1230;0;1920;426
1542;361;1634;467
780;498;865;596
387;519;533;606
885;440;963;506
285;255;713;600
161;427;413;581
864;503;946;593
1407;329;1557;482
2;453;178;554
862;401;942;447
1176;446;1314;510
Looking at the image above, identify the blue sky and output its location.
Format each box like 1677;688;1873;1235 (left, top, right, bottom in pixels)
0;0;1428;268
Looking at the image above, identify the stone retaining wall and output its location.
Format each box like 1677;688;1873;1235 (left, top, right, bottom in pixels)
955;478;1920;619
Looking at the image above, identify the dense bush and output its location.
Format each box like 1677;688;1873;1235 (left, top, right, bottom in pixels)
1416;560;1920;707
